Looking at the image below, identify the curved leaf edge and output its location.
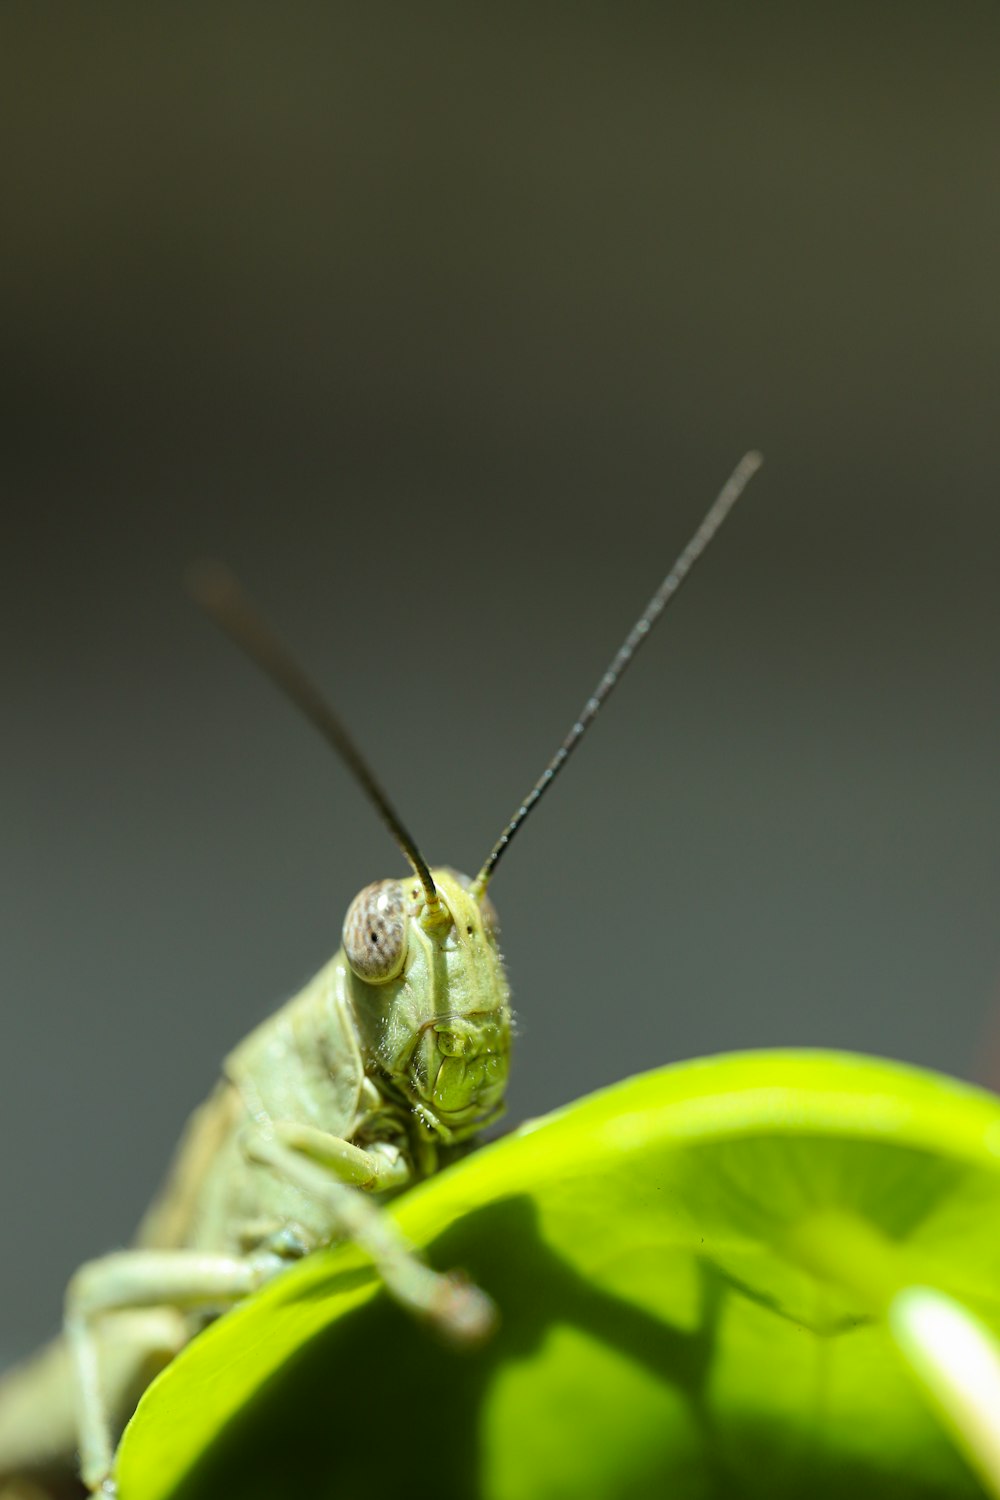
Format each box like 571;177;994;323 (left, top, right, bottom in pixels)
118;1047;1000;1499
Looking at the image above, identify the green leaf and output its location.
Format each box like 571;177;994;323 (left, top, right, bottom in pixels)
117;1051;1000;1500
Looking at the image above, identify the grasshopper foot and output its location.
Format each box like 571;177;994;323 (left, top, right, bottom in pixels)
427;1272;497;1345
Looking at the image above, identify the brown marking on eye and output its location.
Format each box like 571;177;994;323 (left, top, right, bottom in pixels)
343;880;407;983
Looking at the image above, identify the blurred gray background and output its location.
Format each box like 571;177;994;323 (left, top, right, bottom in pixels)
2;3;999;1363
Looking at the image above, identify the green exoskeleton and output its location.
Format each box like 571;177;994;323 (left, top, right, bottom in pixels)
0;454;762;1497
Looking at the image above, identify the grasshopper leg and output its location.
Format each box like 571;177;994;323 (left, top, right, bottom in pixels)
65;1249;280;1494
245;1125;496;1344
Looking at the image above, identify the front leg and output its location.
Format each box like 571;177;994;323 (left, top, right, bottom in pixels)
243;1123;494;1343
262;1120;412;1191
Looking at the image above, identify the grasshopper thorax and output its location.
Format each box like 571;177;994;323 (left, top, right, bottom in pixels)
342;868;511;1142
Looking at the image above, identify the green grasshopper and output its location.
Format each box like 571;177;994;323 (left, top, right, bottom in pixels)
0;453;761;1497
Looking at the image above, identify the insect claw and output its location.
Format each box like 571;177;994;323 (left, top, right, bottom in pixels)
428;1272;498;1346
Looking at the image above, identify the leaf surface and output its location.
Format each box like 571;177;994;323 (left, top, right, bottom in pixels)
117;1050;1000;1499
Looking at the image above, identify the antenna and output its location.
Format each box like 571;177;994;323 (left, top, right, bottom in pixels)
187;563;442;920
471;451;763;898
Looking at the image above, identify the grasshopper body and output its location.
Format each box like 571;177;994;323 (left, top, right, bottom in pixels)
142;868;508;1263
0;871;508;1495
0;454;761;1496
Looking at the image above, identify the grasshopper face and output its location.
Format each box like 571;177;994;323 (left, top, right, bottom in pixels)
343;867;512;1142
194;459;759;1148
193;459;759;1147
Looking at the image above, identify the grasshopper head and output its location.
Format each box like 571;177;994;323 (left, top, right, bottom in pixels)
342;867;512;1141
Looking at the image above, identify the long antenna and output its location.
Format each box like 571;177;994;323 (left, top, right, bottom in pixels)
188;563;442;920
471;451;763;898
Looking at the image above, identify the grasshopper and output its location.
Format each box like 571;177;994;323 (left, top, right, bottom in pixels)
0;454;762;1496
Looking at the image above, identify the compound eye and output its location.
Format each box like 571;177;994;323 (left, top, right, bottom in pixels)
440;866;500;940
343;880;408;984
479;890;500;940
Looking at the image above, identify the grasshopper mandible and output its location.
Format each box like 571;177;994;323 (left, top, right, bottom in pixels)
0;453;762;1496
